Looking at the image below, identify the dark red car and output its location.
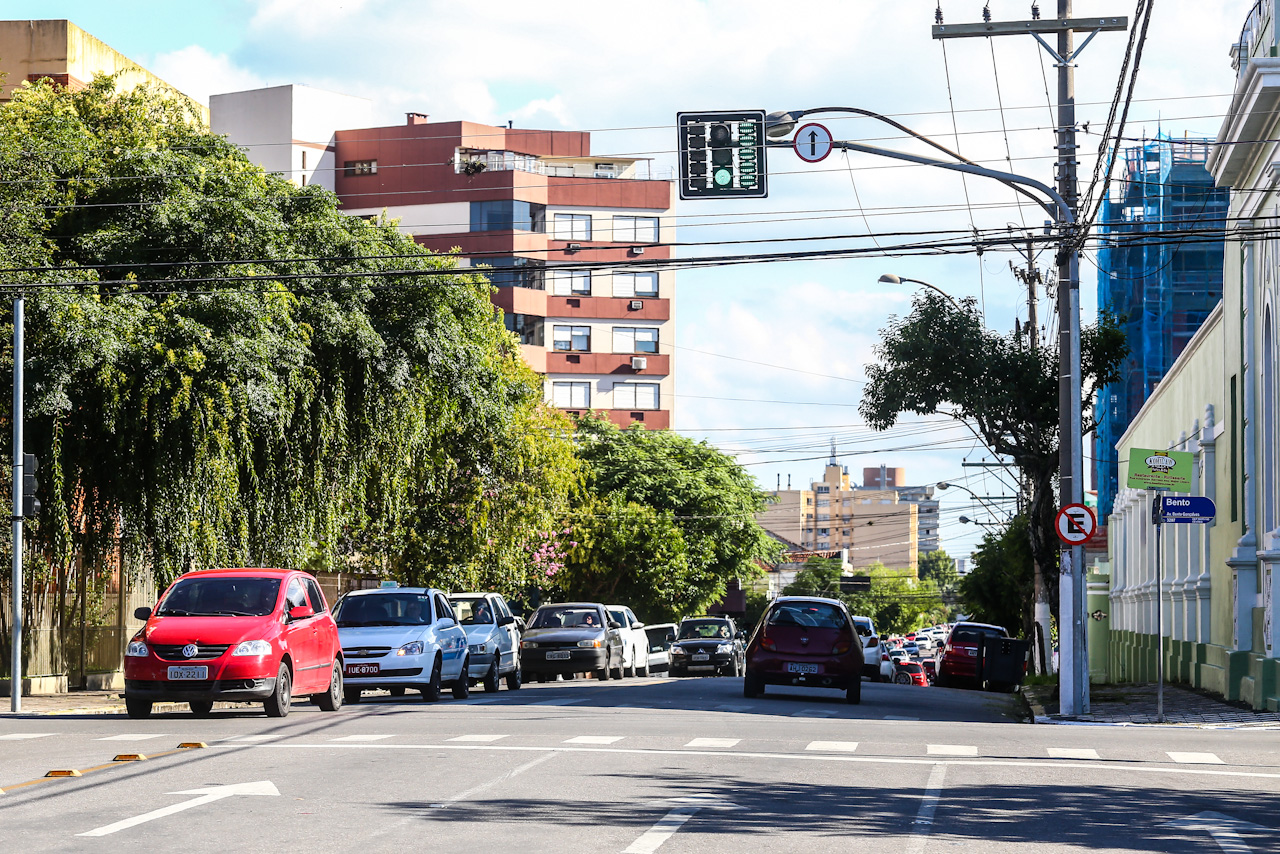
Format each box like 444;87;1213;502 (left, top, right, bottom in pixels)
892;660;928;686
933;621;1009;689
124;568;343;718
743;596;862;704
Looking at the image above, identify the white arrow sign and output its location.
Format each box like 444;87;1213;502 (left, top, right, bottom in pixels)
78;780;280;837
793;122;833;163
623;794;744;854
1163;811;1271;853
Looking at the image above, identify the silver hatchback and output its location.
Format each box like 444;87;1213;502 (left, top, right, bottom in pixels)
448;592;523;692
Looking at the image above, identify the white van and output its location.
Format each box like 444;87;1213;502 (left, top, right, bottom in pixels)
849;614;880;679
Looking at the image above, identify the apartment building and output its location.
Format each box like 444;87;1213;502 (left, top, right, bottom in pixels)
862;465;941;554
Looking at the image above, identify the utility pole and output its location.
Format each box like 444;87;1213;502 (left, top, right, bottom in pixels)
934;3;1127;716
10;296;23;713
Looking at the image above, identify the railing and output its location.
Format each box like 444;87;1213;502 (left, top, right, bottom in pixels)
1236;0;1270;70
455;150;674;181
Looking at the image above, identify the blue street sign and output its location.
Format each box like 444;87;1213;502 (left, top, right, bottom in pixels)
1158;495;1216;523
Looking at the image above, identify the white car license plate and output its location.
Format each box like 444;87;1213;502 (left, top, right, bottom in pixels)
166;665;208;680
786;662;819;674
692;653;710;662
545;651;571;660
345;663;379;676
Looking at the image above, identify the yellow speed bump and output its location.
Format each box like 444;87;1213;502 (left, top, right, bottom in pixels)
176;742;207;750
112;754;147;762
44;769;82;778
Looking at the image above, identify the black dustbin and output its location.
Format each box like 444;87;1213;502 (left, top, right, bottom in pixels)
976;636;1031;692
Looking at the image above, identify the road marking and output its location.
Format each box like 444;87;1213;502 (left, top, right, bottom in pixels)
456;697;504;705
928;744;977;756
884;715;920;721
77;781;280;837
226;734;282;742
623;794;745;854
1163;810;1270;852
427;753;555;810
1168;751;1225;764
96;734;167;742
905;764;948;854
806;741;860;752
714;703;753;712
563;735;623;745
684;738;739;748
532;698;588;706
0;733;55;740
448;735;508;743
792;708;837;718
1048;747;1100;760
330;735;395;742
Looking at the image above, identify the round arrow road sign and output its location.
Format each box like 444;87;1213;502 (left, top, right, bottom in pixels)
793;122;833;163
1055;503;1097;545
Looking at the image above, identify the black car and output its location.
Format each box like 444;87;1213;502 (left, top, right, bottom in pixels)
519;602;626;681
669;616;745;677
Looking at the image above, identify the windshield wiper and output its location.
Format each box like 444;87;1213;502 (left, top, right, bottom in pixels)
156;608;195;616
206;610;256;616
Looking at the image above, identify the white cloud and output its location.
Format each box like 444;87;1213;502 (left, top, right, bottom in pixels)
147;45;267;105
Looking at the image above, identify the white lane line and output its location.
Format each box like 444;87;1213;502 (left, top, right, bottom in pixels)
684;738;740;749
532;698;588;706
0;733;55;740
928;744;977;756
904;763;948;854
792;708;837;718
1048;747;1100;760
95;734;168;742
330;735;395;742
456;697;504;705
623;795;745;854
563;735;623;745
427;752;556;810
227;734;283;742
1168;751;1225;764
806;741;860;752
448;735;509;743
884;715;920;721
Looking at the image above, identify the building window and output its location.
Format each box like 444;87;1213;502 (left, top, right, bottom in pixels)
480;257;544;290
817;514;830;521
553;325;591;352
594;162;617;178
504;314;543;346
612;272;659;298
551;270;591;296
817;499;830;507
344;159;377;177
471;200;546;233
613;216;659;243
817;542;830;550
613;326;658;354
551;381;590;409
816;485;830;494
554;213;592;240
613;382;660;410
818;528;829;537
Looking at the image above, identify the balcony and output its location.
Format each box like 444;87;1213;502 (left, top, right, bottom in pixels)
547;352;669;376
547;296;669;321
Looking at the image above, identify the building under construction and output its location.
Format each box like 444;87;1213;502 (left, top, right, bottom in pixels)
1094;135;1228;519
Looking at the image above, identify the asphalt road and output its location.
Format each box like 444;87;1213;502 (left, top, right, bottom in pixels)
2;676;1277;853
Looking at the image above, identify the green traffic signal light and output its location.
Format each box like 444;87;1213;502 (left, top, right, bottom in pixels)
676;110;767;199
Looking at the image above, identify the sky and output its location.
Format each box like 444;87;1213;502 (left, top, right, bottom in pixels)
6;0;1245;560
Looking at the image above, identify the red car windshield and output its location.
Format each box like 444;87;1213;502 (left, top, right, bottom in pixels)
155;577;281;617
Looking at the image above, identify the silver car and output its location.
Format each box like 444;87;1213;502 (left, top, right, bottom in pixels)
448;593;523;692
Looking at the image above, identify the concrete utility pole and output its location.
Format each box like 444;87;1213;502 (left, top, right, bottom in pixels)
10;296;23;713
934;3;1127;716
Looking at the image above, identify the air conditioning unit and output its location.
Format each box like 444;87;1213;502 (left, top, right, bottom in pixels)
630;356;647;370
629;246;645;255
628;300;644;310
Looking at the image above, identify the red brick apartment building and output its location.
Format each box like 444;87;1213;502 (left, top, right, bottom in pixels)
210;88;676;429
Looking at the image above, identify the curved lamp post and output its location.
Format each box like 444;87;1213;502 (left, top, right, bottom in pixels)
878;273;962;310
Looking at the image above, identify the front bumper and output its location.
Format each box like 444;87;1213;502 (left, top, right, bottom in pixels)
520;647;607;674
125;677;278;703
670;651;734;673
342;659;429;690
466;652;497;679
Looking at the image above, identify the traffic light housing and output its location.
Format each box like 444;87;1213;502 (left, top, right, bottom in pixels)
839;576;872;594
21;453;39;518
677;110;767;200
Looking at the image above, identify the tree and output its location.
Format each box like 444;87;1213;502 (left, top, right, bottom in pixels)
959;515;1035;642
859;291;1124;667
781;558;944;635
918;549;958;590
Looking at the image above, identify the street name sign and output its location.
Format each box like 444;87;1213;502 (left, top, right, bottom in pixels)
1055;503;1097;545
1158;495;1216;524
793;122;833;163
1126;447;1194;491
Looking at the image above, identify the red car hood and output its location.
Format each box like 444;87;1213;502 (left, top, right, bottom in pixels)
143;616;278;646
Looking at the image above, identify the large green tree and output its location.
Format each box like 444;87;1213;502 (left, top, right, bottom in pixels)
959;515;1035;642
918;549;958;590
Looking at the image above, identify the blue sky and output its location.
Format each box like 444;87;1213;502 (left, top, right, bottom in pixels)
5;1;1245;560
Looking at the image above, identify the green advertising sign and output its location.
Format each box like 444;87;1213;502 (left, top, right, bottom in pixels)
1126;447;1195;492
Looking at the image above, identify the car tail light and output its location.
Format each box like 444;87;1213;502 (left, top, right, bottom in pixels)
832;640;851;655
760;633;776;651
881;653;890;661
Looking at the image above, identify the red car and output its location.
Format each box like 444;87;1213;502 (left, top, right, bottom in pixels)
743;596;862;704
933;621;1009;689
124;568;343;718
892;660;928;686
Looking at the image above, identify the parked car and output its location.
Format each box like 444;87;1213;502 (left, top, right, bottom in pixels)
334;587;470;703
922;658;937;684
850;614;881;679
643;623;677;674
902;641;921;657
877;643;897;682
606;604;650;677
519;602;625;681
743;597;862;704
124;568;342;719
934;621;1010;688
893;660;929;686
449;592;522;692
669;616;745;677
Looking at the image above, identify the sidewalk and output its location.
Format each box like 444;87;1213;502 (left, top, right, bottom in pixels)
1024;681;1280;727
2;690;246;716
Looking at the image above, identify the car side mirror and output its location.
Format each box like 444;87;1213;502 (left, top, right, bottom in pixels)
608;620;622;630
631;621;644;630
134;606;152;621
735;631;745;640
498;614;515;626
438;617;457;629
288;604;314;621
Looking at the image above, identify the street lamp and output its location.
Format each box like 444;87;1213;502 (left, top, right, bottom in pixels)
958;515;1000;528
878;273;962;310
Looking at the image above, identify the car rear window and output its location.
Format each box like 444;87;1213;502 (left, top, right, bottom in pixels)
952;626;1008;643
767;602;847;629
156;576;281;617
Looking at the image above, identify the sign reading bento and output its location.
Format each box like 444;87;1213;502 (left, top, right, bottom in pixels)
1125;447;1195;492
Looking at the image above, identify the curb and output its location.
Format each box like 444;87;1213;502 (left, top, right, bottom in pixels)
18;700;249;717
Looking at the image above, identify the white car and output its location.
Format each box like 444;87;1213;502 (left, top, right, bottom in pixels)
334;586;470;703
448;592;522;692
643;623;677;674
850;614;881;680
607;605;650;677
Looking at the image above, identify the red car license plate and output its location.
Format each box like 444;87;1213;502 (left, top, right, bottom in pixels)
345;663;380;676
786;662;819;674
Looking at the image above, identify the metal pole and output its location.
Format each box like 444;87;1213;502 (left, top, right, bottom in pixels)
10;296;23;713
1155;493;1164;723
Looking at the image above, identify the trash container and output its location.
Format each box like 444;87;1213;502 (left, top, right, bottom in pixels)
976;636;1031;692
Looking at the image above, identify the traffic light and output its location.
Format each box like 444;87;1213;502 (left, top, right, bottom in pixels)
677;110;767;200
21;453;39;518
839;576;872;594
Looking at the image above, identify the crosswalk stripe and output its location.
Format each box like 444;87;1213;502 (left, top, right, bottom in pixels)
448;735;508;743
1048;747;1100;760
532;698;588;706
792;708;837;718
806;741;860;752
95;734;167;742
331;735;395;742
0;733;54;740
563;735;623;745
227;734;282;742
928;744;977;756
684;738;740;748
1167;751;1224;764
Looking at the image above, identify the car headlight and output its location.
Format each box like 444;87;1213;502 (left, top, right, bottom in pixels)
577;639;602;648
716;644;734;654
397;641;425;657
126;640;149;657
521;641;538;649
670;647;686;656
468;643;488;654
232;640;273;657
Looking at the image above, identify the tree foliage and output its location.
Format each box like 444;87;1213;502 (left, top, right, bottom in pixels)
917;549;958;590
781;557;945;635
958;515;1034;637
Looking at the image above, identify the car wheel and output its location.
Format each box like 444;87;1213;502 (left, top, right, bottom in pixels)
421;657;442;702
637;656;650;678
610;659;625;680
452;657;471;699
344;688;362;705
189;700;213;717
537;674;551;683
264;663;292;718
389;687;406;697
125;697;152;719
743;669;763;698
483;661;501;693
316;662;343;711
505;665;522;690
730;657;741;678
894;672;912;685
846;679;862;705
